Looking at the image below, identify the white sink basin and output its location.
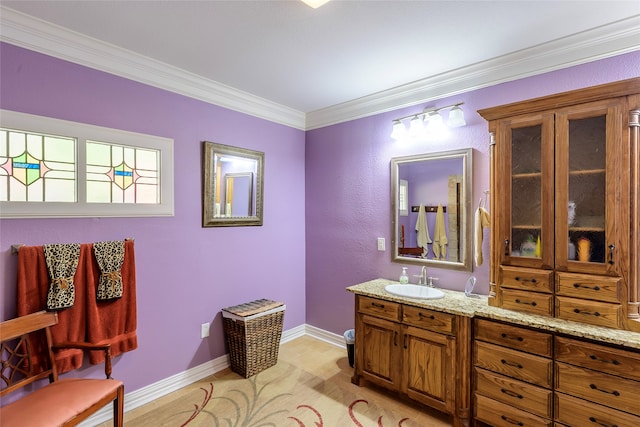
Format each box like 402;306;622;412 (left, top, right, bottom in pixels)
385;284;445;300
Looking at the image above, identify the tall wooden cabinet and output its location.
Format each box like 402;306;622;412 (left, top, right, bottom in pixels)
479;78;640;332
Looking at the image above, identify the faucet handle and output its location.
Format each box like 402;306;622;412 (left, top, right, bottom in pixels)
427;277;439;287
413;275;424;285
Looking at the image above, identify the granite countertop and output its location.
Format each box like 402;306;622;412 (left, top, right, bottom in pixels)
347;278;640;351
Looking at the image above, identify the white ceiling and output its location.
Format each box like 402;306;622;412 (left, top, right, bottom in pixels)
1;1;639;129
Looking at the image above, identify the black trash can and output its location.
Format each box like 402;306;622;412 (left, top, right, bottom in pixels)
344;329;355;367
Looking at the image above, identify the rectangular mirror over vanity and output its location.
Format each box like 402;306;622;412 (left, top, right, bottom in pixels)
391;148;473;272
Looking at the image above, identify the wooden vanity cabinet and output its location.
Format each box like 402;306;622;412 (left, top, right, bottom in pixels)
402;305;456;413
353;295;470;427
554;336;640;426
479;78;640;332
472;318;640;426
355;296;402;390
473;318;554;427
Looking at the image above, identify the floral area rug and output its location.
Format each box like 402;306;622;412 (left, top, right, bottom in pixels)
126;361;450;427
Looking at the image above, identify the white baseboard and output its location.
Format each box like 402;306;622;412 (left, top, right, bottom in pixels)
304;323;346;348
81;324;342;426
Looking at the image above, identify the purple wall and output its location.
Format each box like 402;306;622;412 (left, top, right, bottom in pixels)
0;43;306;393
305;51;640;335
1;40;639;397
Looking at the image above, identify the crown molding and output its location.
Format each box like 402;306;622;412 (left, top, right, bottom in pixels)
0;6;306;130
305;15;640;130
1;6;639;131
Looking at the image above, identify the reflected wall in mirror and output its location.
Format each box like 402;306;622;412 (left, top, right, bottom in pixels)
202;141;264;227
391;148;473;271
225;172;253;217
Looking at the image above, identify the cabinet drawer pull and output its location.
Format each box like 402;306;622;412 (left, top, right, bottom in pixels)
573;282;600;291
500;333;523;342
371;302;385;309
500;388;523;399
574;308;601;317
394;331;398;347
589;354;620;365
500;415;524;426
589;416;618;427
608;244;615;265
500;359;523;369
589;383;620;396
403;334;408;349
514;276;538;284
418;312;435;320
514;299;537;307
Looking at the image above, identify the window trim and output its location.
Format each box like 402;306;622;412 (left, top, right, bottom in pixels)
1;110;174;218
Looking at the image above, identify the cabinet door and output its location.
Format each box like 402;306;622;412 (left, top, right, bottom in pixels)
402;325;455;412
359;314;402;390
554;98;626;276
496;113;555;270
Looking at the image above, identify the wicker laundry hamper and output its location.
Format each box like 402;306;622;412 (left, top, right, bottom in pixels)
222;299;285;378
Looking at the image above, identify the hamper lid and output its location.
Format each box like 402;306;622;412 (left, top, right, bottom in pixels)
222;299;284;317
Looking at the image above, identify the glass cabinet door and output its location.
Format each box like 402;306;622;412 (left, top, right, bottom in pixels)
498;114;555;269
555;99;623;275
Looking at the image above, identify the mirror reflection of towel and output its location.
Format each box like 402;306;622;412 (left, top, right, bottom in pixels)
415;204;431;257
433;204;448;260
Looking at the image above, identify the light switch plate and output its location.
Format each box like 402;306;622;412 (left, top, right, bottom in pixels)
377;237;385;251
201;322;210;338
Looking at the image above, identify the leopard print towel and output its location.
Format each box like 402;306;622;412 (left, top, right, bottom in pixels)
43;243;81;310
93;240;125;300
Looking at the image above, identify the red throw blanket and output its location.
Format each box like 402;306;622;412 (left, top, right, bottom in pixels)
17;240;137;374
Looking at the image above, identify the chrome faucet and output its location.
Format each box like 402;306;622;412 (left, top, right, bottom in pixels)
421;266;428;286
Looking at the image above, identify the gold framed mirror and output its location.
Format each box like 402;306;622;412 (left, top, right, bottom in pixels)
202;141;264;227
391;148;473;271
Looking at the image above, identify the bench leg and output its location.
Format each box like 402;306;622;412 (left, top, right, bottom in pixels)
113;385;124;427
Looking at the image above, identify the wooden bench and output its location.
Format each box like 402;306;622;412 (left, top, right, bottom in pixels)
0;311;124;426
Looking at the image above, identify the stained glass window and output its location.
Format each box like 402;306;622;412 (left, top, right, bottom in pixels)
1;110;174;218
86;141;160;204
0;129;76;202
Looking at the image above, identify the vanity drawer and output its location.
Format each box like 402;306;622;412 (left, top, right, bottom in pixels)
500;266;553;292
554;392;640;427
555;296;621;329
556;272;621;303
475;319;552;357
475;367;552;418
402;305;454;335
501;289;554;316
475;341;552;388
475;394;552;427
357;296;400;322
555;361;639;415
555;336;640;381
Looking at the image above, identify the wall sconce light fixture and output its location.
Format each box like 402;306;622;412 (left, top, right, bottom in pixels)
390;103;466;141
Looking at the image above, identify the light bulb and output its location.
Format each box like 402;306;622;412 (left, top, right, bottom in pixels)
426;111;447;137
301;0;330;8
390;120;407;140
409;115;424;137
447;105;466;127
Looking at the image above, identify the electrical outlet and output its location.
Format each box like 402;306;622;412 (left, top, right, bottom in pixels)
200;322;210;338
377;237;385;251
